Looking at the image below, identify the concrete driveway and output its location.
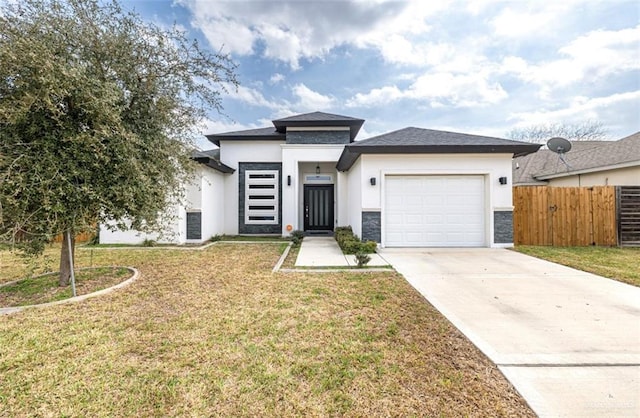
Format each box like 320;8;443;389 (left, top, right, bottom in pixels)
379;248;640;418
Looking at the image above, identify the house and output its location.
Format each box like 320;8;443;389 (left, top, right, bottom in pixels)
100;111;539;247
513;132;640;187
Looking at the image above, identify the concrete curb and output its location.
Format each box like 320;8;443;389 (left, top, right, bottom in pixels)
278;268;395;273
78;241;289;251
272;242;294;273
0;267;140;316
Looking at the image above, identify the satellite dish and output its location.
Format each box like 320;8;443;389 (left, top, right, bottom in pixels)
547;137;572;154
546;137;572;171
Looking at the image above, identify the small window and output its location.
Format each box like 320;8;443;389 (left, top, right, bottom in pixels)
245;170;278;225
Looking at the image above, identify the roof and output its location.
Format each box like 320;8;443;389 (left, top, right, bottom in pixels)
191;149;235;174
205;127;284;146
273;111;364;140
206;112;365;146
534;132;640;180
336;127;541;171
513;141;608;185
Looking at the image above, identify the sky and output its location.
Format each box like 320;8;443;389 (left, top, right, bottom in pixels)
123;0;640;149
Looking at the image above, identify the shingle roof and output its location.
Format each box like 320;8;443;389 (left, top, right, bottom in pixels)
205;127;284;146
273;111;364;123
336;127;540;171
205;111;365;145
272;111;364;140
191;149;235;174
534;132;640;180
512;141;608;185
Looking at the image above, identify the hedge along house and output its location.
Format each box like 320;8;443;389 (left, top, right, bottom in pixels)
100;111;540;247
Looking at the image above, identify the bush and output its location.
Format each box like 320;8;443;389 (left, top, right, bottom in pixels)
289;230;304;246
355;252;371;268
334;226;377;254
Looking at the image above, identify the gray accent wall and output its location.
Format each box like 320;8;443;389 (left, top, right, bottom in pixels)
186;212;202;240
362;211;381;243
238;162;282;234
286;130;350;145
494;210;513;244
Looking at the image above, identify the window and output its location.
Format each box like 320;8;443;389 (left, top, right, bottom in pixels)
245;170;278;224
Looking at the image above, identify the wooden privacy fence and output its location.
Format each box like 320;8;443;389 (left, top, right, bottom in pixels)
513;186;617;246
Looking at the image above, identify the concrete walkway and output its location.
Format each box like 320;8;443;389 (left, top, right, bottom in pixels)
295;236;389;267
379;247;640;418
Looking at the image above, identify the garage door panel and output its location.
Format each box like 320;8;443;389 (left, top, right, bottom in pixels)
385;175;485;247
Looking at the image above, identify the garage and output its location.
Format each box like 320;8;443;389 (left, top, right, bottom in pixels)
384;175;485;247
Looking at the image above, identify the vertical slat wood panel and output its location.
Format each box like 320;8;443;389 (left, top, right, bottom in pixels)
513;186;617;246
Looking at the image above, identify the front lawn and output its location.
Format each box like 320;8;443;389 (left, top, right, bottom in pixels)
0;244;533;417
514;246;640;287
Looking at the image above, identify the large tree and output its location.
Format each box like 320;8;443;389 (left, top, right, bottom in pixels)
506;120;609;144
0;0;237;285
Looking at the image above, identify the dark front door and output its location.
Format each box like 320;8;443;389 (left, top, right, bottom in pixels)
304;184;334;231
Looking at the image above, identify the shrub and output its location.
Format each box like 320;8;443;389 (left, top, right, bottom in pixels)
334;226;377;254
355;252;371;268
289;230;304;246
141;239;156;247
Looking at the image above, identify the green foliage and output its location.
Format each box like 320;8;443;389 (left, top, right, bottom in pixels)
334;226;377;254
141;239;156;247
0;0;238;259
290;230;305;246
354;253;371;268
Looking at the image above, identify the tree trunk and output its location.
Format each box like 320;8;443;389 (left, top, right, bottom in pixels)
59;231;75;286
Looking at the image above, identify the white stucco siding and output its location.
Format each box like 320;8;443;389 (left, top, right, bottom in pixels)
186;166;225;242
281;145;345;235
345;158;363;237
99;204;183;244
219;140;284;234
99;166;226;245
360;154;513;210
356;154;514;247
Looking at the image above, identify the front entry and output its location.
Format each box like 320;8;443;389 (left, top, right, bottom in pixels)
304;184;334;231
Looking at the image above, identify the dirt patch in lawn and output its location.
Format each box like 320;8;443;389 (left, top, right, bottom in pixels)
0;244;534;417
0;267;133;307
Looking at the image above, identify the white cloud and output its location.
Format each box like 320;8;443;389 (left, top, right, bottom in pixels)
490;7;558;38
269;73;285;85
501;25;640;93
291;83;335;111
222;84;280;110
178;0;445;68
346;86;403;107
347;71;508;108
507;91;640;127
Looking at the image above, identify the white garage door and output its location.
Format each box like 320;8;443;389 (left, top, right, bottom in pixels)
385;175;485;247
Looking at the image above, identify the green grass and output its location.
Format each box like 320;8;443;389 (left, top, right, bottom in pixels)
0;244;534;417
514;246;640;287
0;267;132;307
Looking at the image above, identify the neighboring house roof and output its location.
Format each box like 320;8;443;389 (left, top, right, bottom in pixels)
272;111;365;140
513;141;608;186
336;127;541;171
191;149;235;174
534;132;640;180
206;111;365;146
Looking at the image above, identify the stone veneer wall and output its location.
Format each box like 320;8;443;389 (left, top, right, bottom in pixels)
286;130;350;144
494;210;513;244
361;211;381;243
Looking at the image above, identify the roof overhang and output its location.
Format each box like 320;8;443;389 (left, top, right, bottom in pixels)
192;155;235;174
336;143;541;171
535;160;640;180
205;132;285;147
273;119;364;141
